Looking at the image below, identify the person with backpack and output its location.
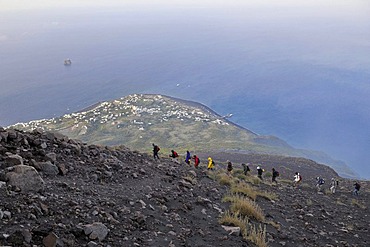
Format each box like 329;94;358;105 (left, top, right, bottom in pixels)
272;168;279;183
242;163;250;175
169;150;179;159
207;157;214;170
316;176;325;192
353;182;361;196
192;155;200;168
330;178;338;194
152;143;160;160
185;150;191;165
293;172;302;187
227;160;233;175
257;166;264;180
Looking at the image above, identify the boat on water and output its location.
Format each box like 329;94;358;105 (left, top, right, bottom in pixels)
64;59;72;66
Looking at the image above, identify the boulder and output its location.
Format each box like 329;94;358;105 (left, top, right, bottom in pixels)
0;131;8;142
7;129;17;140
38;161;59;176
83;222;109;241
6;165;44;192
5;154;24;167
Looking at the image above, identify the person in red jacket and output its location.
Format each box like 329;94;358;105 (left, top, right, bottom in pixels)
169;150;179;159
193;155;200;168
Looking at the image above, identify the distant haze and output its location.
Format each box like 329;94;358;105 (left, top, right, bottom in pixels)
1;1;369;178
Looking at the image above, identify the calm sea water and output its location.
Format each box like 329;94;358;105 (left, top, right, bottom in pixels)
1;2;370;178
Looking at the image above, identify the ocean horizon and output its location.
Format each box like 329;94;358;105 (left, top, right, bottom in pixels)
1;1;369;178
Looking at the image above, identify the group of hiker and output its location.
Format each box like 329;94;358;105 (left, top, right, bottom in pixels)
152;143;363;196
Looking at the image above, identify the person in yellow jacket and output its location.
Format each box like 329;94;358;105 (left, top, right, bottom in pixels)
207;157;214;170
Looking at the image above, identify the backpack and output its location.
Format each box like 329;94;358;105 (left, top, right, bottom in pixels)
299;175;302;181
212;160;215;165
275;171;279;177
198;158;200;164
173;151;178;157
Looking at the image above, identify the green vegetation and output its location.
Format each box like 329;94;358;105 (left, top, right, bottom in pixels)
10;94;357;178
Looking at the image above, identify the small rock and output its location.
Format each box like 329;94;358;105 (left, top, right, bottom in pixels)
45;152;57;163
221;225;241;236
87;241;98;247
3;211;11;219
41;142;47;149
168;231;177;236
57;163;68;175
43;232;58;247
139;200;146;208
188;170;197;177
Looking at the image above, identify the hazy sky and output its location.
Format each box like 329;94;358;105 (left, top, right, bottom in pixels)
1;0;368;10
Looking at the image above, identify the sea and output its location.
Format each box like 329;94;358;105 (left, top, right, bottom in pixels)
1;1;370;178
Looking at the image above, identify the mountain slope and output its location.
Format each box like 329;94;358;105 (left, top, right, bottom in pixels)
1;128;368;246
10;94;357;178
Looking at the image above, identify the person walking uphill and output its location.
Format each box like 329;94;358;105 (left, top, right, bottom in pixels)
169;150;179;159
293;172;302;187
227;160;233;175
152;143;160;160
185;150;191;165
192;155;200;168
242;163;250;175
353;182;361;196
272;168;279;183
257;166;264;180
207;157;214;170
316;177;325;192
330;178;338;194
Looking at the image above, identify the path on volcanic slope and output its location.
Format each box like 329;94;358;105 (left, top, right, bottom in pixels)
255;179;369;247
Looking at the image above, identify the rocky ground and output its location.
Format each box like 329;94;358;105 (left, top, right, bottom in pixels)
0;128;369;246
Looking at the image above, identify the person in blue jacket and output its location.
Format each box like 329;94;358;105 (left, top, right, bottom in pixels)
185;150;191;165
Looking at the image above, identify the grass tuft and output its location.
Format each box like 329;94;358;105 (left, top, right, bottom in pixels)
230;183;257;200
351;199;366;209
245;176;262;185
219;210;248;236
224;195;265;222
247;224;267;247
217;173;233;186
257;191;278;201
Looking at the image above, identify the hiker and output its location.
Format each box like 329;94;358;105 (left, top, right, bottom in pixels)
207;157;214;170
257;166;264;180
152;143;160;160
330;178;338;194
272;168;279;183
293;172;302;187
185;150;191;165
169;150;179;159
227;160;233;174
242;163;250;175
353;182;361;196
192;155;200;168
316;177;325;192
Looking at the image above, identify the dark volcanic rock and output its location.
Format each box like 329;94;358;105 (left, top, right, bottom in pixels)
0;128;369;247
